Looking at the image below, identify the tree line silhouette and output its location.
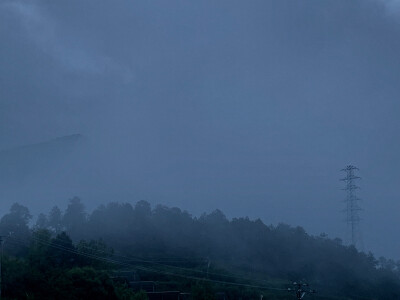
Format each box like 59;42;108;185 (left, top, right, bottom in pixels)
1;197;400;299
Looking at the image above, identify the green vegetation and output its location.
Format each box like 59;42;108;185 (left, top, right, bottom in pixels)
1;199;400;299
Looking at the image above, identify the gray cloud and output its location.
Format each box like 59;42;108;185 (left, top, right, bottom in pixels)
1;0;400;259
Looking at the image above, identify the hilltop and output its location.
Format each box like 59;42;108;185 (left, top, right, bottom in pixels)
0;198;399;299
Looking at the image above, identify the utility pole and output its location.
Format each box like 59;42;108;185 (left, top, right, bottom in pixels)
205;257;211;279
340;165;362;247
288;282;316;299
0;235;3;299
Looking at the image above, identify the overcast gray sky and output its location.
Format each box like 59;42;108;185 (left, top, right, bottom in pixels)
1;0;400;259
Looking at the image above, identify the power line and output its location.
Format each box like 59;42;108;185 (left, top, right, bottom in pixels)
5;235;373;299
7;235;288;293
31;231;284;286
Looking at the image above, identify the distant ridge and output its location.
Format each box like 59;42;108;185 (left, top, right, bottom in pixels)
0;134;84;154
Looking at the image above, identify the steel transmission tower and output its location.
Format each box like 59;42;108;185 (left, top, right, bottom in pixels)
340;165;362;247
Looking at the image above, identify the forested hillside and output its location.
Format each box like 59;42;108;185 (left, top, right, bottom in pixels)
1;198;399;299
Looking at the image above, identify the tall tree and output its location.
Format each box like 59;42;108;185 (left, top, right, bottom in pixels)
35;213;48;229
63;197;87;240
0;203;32;255
48;206;63;233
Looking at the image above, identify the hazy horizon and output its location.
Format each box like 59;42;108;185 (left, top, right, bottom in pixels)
1;0;400;261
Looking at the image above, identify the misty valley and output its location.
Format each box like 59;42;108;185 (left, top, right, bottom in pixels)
2;0;400;299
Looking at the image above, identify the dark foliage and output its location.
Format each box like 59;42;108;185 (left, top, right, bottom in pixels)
1;199;400;299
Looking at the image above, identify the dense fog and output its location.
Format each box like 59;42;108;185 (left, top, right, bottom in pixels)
1;0;400;262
